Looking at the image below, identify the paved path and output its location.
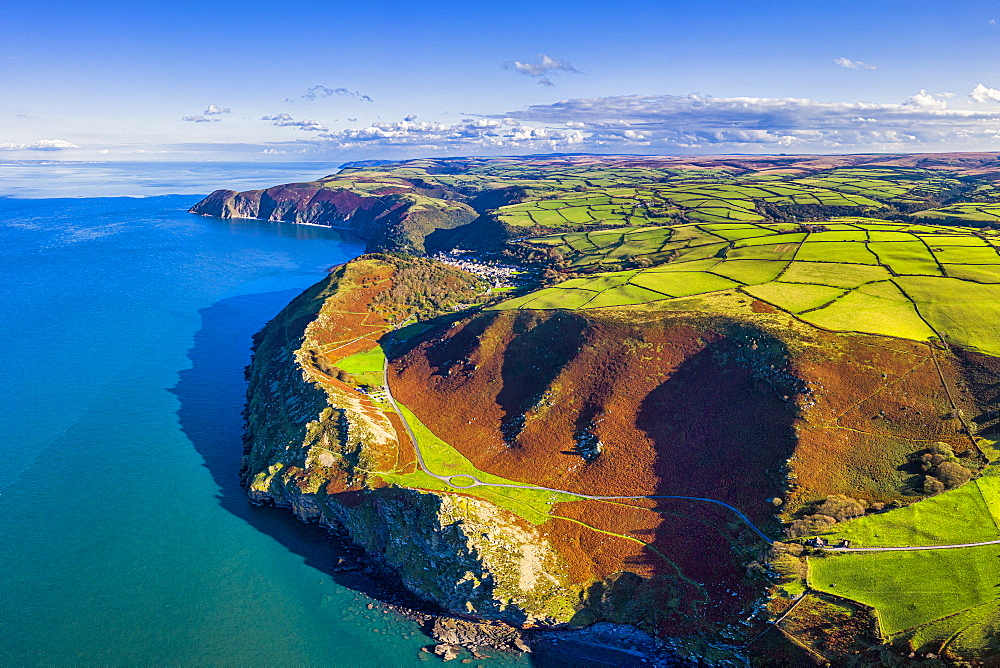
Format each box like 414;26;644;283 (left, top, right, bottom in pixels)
825;538;1000;552
380;354;775;544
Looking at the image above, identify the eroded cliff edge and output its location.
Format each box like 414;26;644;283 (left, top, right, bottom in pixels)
189;176;480;254
241;250;996;663
242;255;584;625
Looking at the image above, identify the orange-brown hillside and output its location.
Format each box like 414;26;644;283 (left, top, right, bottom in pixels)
386;294;989;628
273;252;997;639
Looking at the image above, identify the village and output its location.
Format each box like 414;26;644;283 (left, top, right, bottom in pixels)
430;249;527;289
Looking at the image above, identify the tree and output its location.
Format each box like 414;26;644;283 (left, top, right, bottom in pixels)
814;494;866;522
935;461;973;489
930;441;955;457
923;476;946;495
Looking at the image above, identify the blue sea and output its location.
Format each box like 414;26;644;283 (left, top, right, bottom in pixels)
0;163;528;666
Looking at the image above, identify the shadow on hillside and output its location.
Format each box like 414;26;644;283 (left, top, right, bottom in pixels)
496;311;588;446
636;333;799;510
168;290;428;610
634;327;800;620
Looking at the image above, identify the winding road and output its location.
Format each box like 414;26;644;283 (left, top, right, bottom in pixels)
380;341;1000;554
381;354;776;544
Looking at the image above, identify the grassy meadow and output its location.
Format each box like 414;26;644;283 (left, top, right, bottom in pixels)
499;220;1000;355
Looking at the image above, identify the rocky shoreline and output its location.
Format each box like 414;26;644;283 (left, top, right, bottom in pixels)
305;521;690;666
395;603;690;666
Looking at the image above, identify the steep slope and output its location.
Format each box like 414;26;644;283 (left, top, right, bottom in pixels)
242;255;591;628
191;180;477;254
228;154;1000;664
241;250;989;661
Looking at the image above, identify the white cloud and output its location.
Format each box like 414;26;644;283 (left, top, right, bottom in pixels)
970;83;1000;103
499;92;1000;151
183;104;231;122
503;54;579;85
261;114;328;131
834;57;876;71
292;86;373;103
270;90;1000;156
0;138;80;151
904;89;948;109
309;116;584;152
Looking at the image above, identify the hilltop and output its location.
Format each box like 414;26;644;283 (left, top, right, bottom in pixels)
190;152;1000;254
216;154;1000;665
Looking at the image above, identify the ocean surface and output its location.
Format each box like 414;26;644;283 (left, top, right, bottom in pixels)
0;163;528;666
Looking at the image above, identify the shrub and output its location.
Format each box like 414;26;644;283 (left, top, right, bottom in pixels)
814;494;867;522
920;452;948;472
935;461;973;489
923;476;946;495
930;441;955;457
786;514;837;538
771;553;807;582
909;443;974;494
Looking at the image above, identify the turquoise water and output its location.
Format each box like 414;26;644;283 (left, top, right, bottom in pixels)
0;164;528;666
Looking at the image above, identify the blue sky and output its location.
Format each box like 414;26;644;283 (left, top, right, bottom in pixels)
4;0;1000;159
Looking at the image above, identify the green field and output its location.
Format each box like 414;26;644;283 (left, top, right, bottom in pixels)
809;545;1000;635
503;220;1000;353
333;345;386;386
377;404;578;525
495;189;677;229
805;443;1000;640
900;599;1000;658
473;165;971;232
915;202;1000;223
815;477;1000;549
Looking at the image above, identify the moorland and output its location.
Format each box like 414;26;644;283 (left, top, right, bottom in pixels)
193;153;1000;664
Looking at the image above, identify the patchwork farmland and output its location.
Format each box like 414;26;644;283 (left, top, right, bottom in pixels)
504;220;1000;356
222;153;1000;664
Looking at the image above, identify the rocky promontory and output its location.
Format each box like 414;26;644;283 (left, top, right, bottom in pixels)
190;178;477;254
224;155;1000;664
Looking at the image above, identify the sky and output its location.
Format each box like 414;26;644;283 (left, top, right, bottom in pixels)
4;0;1000;161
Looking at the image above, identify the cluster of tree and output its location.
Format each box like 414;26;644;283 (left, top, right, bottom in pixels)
911;442;974;495
785;494;894;537
367;253;486;320
756;202;884;223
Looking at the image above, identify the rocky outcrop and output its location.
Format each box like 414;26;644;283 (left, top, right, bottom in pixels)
240;256;583;626
190;182;477;254
239;255;786;657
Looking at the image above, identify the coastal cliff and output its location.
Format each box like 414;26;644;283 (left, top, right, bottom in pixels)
242;254;780;660
241;253;994;662
242;255;584;626
229;155;1000;664
190;180;477;254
